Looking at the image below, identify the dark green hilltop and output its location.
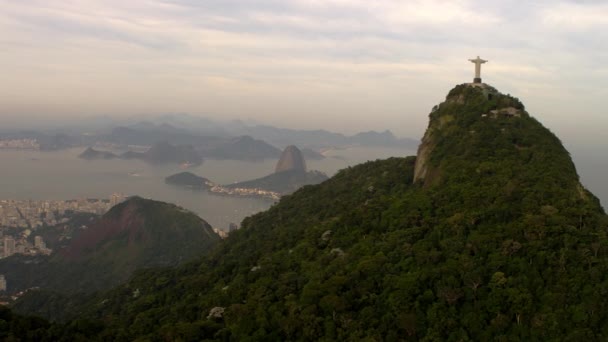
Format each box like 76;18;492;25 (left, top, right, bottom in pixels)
3;83;608;341
0;197;220;319
165;172;212;190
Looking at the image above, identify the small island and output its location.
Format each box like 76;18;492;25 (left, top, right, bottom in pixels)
79;147;118;160
164;172;213;190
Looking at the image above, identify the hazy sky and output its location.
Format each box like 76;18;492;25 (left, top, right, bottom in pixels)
1;0;607;143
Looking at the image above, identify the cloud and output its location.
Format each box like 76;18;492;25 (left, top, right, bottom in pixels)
541;2;608;31
0;0;607;138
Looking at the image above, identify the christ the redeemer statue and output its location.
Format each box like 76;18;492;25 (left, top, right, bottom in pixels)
469;56;487;83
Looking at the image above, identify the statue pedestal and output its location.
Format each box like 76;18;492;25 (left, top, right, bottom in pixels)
473;77;482;83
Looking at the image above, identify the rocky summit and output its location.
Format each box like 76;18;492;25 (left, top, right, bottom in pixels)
275;145;307;173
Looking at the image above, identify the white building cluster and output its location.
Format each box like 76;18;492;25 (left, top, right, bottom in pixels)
2;235;50;258
0;139;40;150
0;193;126;258
0;194;124;229
209;185;280;201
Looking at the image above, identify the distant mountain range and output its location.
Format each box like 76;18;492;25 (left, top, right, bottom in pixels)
234;125;418;149
202;135;281;161
137;113;418;148
79;141;203;166
106;124;223;147
1;115;418;153
102;122;414;155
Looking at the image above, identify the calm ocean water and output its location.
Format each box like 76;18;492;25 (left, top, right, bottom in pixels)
0;146;416;230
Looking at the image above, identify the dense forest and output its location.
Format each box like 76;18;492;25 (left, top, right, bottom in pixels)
3;84;608;341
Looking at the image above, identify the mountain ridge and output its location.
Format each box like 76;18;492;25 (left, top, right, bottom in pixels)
78;142;203;165
6;83;608;341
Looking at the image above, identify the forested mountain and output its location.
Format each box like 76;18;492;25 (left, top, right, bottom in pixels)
4;83;608;341
0;197;220;297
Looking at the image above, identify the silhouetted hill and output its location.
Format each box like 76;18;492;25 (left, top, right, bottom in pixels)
107;124;222;146
78;147;118;160
82;113;418;149
204;135;281;160
231;124;418;149
77;142;203;165
350;129;408;146
165;172;212;190
275;145;307;173
59;197;219;263
143;141;203;165
8;83;608;341
0;197;220;296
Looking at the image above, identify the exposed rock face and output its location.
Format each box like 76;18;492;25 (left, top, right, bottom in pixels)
413;132;433;183
207;307;225;319
275;145;307;173
413;83;500;184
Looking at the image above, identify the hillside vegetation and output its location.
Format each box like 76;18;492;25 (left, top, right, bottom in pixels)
3;197;220;317
4;84;608;341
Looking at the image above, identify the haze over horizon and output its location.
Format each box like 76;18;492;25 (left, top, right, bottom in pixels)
1;1;607;145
